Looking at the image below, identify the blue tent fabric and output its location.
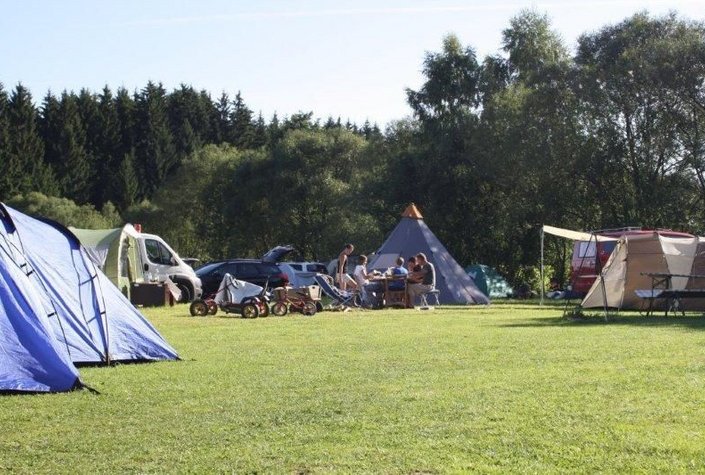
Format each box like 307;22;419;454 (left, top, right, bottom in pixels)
5;206;179;364
367;205;490;305
0;204;178;393
0;214;81;392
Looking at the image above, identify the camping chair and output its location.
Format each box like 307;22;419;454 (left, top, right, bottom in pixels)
420;288;441;307
383;276;408;307
314;274;360;308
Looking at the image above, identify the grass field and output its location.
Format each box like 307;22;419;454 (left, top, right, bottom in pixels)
2;302;705;473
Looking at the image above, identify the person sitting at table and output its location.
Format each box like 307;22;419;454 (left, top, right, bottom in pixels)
407;256;422;284
388;257;409;290
406;256;418;274
407;253;436;305
353;255;383;305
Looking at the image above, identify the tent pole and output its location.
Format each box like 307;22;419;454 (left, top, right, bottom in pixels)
540;226;545;306
595;233;609;321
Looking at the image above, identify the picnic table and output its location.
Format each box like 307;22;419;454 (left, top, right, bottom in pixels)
368;274;409;308
638;272;705;316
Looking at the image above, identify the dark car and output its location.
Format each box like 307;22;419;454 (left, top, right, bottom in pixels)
196;246;293;296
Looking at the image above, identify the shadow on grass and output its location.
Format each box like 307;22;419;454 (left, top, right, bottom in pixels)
501;312;705;330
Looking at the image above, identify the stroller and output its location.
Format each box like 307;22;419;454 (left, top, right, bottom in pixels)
190;274;270;318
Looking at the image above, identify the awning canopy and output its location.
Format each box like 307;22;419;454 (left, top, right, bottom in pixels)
542;225;619;243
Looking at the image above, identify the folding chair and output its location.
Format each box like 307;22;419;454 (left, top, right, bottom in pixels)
314;274;360;308
420;288;440;307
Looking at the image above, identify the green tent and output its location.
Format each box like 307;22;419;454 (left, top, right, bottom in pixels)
465;264;513;298
69;224;143;297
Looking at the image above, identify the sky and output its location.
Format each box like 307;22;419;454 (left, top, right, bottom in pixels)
2;0;704;126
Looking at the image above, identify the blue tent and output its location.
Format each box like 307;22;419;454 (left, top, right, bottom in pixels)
0;211;81;392
4;205;179;364
367;204;490;305
0;204;178;392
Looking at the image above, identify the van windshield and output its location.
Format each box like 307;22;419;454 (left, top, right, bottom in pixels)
601;242;617;255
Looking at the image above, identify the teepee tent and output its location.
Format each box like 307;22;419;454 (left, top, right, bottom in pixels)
1;204;179;366
367;204;489;305
582;233;705;310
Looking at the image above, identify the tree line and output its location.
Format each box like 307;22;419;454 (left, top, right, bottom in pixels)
2;11;705;289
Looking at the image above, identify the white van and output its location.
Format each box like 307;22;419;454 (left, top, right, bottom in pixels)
70;224;202;302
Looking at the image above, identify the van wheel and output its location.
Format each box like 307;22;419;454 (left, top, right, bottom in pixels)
176;283;192;303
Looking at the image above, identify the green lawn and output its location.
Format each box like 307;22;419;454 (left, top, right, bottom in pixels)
2;302;705;473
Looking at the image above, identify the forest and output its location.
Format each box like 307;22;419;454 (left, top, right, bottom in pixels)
1;11;705;288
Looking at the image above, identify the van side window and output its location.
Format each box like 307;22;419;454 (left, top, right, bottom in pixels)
158;242;173;265
145;239;173;266
577;241;596;258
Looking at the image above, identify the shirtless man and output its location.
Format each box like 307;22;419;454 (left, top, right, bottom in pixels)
337;243;354;290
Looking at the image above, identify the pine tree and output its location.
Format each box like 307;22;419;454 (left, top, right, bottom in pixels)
251;112;267;148
115;87;136;159
75;88;101;203
115;149;139;209
5;84;56;198
167;84;203;159
268;112;282;146
0;84;11;199
214;92;231;144
230;91;255;149
134;81;177;197
48;91;91;203
96;86;123;206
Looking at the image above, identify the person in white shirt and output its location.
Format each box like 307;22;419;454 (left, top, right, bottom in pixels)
353;255;382;305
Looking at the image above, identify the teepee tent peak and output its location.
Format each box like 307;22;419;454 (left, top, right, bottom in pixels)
401;203;423;219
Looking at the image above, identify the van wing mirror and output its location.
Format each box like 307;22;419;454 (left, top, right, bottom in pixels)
143;263;149;272
170;257;177;266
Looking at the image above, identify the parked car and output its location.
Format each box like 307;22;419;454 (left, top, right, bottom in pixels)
196;246;293;296
279;262;328;287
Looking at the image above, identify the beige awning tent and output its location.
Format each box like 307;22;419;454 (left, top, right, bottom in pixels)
582;233;705;310
539;225;619;304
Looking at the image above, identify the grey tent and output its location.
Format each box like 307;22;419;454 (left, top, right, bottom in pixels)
367;204;489;305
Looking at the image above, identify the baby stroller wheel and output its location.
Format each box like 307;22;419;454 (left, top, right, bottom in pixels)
207;301;218;315
303;301;317;316
242;303;259;318
189;299;209;317
259;302;270;317
272;302;288;316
